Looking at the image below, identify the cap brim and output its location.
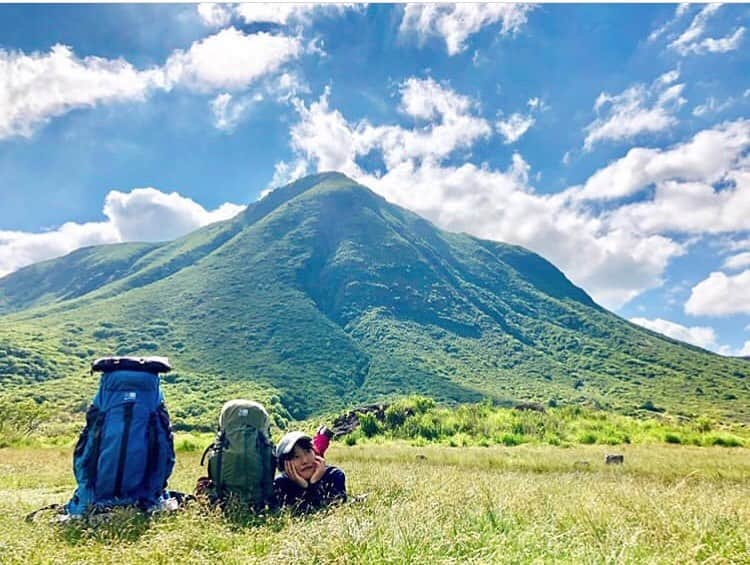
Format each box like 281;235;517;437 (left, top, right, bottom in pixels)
275;431;312;458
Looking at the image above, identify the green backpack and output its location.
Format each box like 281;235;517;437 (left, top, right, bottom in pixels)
200;400;275;507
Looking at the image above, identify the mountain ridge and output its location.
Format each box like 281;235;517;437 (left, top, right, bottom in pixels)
0;172;748;426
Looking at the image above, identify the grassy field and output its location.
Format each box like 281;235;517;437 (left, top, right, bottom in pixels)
2;443;749;563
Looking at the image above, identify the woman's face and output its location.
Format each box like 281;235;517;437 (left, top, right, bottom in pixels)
290;443;316;481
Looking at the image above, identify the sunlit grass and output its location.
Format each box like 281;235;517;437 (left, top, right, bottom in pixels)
2;443;748;563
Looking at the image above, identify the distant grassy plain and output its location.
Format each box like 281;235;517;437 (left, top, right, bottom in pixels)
2;443;748;563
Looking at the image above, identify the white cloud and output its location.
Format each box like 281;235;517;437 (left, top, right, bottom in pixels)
197;3;359;28
197;3;232;27
629;317;723;352
575;119;750;201
669;4;745;56
164;28;303;92
496;113;535;144
210;92;263;132
724;252;750;271
400;3;535;55
607;167;750;236
0;44;165;139
692;27;745;54
692;96;734;117
269;159;310;192
0;189;245;278
724;236;750;252
0;28;308;139
739;341;750;356
685;270;750;316
235;3;356;25
0;223;120;279
583;71;686;151
280;81;687;310
399;76;477;121
648;3;690;43
288;78;493;175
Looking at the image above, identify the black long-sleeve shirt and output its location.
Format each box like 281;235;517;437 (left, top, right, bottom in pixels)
273;466;347;512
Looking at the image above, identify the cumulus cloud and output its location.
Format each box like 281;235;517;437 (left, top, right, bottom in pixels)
197;3;232;27
685;270;750;316
583;71;686;151
234;3;357;26
629;316;725;353
0;44;165;139
574;119;750;201
277;80;687;309
669;4;745;56
400;3;535;55
288;78;493;177
0;188;245;278
606;161;750;237
1;27;308;138
164;27;303;92
197;3;359;28
723;252;750;271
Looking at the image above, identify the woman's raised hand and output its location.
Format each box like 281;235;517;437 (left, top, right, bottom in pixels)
309;455;326;485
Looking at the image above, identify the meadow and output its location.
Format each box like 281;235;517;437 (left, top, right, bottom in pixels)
2;442;749;563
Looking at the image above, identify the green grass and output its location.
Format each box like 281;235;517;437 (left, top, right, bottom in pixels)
338;397;750;449
2;443;749;563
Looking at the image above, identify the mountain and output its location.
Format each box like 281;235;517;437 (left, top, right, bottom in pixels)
1;172;748;429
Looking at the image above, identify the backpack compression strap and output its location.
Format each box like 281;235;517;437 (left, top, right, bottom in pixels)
113;403;135;498
85;411;106;489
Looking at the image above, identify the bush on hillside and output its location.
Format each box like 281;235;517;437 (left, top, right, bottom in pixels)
0;398;51;446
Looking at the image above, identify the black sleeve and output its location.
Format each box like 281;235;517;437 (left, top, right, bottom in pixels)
273;476;306;509
306;466;347;507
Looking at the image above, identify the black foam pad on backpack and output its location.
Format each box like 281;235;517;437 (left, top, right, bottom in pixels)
91;356;171;374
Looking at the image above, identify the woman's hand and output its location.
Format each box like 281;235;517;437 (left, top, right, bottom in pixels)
309;455;326;485
284;460;308;489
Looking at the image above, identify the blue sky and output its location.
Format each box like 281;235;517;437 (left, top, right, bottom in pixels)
1;3;749;355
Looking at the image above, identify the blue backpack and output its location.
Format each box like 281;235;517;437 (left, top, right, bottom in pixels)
65;356;176;516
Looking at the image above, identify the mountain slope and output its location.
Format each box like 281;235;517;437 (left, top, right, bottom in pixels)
1;172;748;428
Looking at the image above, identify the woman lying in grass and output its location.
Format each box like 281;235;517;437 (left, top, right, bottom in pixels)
273;428;347;512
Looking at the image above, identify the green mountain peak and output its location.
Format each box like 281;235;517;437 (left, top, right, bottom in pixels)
1;173;749;426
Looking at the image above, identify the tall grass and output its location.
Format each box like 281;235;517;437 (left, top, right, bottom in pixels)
338;396;749;449
2;443;748;563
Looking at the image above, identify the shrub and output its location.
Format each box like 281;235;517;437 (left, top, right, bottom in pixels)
707;435;743;448
176;438;200;452
0;399;51;445
384;404;410;428
664;433;682;444
359;413;381;438
500;433;522;446
694;416;713;432
578;432;597;445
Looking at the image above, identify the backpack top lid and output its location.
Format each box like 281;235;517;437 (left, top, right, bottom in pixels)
219;399;270;433
92;356;171;374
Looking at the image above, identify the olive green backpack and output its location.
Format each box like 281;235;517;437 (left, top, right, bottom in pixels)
200;400;275;507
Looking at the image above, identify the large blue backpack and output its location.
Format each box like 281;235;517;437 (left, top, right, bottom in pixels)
65;356;176;516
